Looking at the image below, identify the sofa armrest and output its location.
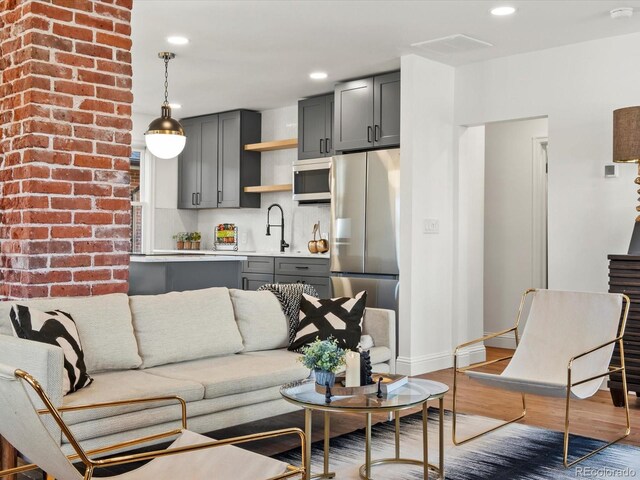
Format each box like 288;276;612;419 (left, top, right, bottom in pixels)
0;334;65;440
362;308;396;373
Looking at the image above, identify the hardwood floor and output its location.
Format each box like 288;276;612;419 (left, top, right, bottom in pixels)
211;347;640;456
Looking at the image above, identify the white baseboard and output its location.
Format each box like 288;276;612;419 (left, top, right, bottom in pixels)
396;344;486;376
484;330;517;349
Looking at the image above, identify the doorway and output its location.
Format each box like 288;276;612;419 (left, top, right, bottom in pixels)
483;117;549;347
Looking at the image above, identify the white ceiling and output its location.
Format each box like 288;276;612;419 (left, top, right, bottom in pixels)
132;0;640;118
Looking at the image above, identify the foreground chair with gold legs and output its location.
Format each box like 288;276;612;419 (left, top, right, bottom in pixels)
0;365;305;480
453;288;631;468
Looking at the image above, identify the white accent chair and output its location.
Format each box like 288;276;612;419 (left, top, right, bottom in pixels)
0;364;305;480
453;289;631;467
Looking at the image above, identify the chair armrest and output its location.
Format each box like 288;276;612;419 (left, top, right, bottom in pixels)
92;427;307;479
567;337;624;388
362;307;396;373
40;395;188;430
454;326;518;355
0;335;64;405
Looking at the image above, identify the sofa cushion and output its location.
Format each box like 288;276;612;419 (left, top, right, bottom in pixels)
62;370;205;425
0;294;141;373
130;288;244;368
145;349;309;399
229;289;288;352
10;305;93;395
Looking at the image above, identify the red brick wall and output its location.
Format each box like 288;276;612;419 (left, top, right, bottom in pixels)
0;0;133;300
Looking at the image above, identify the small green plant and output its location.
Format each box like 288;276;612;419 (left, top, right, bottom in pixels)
185;232;195;242
173;232;187;242
191;231;202;242
299;338;346;373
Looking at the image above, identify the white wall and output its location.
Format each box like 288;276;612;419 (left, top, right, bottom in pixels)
484;118;548;347
397;54;459;375
456;32;640;294
197;106;330;253
451;32;640;368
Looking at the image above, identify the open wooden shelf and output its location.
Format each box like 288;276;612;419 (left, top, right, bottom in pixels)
244;138;298;152
243;184;293;193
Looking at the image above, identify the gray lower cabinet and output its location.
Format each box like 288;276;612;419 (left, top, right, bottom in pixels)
129;260;242;295
241;256;331;296
274;257;330;277
334;71;400;152
241;272;274;291
298;93;334;160
275;274;331;298
178;110;261;209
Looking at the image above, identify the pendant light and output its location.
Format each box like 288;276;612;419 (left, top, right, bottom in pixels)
145;52;186;159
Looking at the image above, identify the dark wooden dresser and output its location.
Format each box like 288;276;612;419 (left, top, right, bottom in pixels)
608;254;640;406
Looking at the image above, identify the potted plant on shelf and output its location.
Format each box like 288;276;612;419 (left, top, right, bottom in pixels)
173;232;186;250
191;231;202;250
184;232;193;250
299;338;346;387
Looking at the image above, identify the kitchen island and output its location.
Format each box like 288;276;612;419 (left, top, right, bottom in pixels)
129;251;330;295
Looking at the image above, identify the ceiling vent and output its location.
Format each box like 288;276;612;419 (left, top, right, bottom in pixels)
411;34;493;56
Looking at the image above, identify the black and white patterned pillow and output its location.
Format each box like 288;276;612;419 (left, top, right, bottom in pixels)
10;305;93;395
257;283;319;344
289;291;367;351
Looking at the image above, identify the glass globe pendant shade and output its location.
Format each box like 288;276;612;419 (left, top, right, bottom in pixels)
145;104;186;159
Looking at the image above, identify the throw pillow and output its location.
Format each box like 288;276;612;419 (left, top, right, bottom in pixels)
289;291;367;351
257;283;319;345
10;305;93;395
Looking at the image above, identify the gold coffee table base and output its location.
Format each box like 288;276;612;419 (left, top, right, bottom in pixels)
358;458;442;479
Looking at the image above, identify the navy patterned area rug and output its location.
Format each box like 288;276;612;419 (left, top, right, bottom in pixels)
274;409;639;479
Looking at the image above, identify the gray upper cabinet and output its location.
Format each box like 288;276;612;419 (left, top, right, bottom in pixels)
333;71;400;152
334;77;373;152
373;71;401;147
178;110;261;209
198;116;219;208
177;119;201;209
298;94;334;160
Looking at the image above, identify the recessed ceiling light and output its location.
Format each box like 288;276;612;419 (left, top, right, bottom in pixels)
167;36;189;45
309;72;328;80
169;103;182;109
610;7;633;19
490;6;516;16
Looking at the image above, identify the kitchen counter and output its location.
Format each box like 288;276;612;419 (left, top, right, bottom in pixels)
130;254;246;263
151;249;330;259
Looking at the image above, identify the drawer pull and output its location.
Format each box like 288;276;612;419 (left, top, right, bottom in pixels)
295;266;310;270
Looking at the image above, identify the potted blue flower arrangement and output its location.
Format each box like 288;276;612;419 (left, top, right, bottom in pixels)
299;338;346;387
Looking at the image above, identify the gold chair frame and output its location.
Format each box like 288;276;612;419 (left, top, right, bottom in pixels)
452;288;631;468
0;370;306;480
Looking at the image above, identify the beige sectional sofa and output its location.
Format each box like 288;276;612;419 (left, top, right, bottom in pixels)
0;287;396;455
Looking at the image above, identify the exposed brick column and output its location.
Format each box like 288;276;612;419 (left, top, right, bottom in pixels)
0;0;133;300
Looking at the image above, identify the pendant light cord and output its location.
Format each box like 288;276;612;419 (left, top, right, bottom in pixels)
163;56;170;106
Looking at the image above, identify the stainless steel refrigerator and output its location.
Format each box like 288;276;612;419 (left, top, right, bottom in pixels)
330;149;400;317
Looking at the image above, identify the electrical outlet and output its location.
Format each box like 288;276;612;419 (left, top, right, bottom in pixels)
424;218;439;234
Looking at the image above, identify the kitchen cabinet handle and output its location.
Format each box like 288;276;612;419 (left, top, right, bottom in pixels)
295;266;310;270
192;192;196;205
196;192;201;205
375;125;380;142
217;190;222;204
325;137;331;153
367;126;373;143
320;138;324;154
242;277;248;290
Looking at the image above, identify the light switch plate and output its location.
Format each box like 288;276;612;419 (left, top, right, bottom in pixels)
424;218;440;234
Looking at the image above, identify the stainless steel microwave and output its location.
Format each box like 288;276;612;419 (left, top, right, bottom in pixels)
292;158;331;204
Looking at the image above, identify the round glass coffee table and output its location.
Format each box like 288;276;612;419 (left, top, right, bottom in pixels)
280;378;449;480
